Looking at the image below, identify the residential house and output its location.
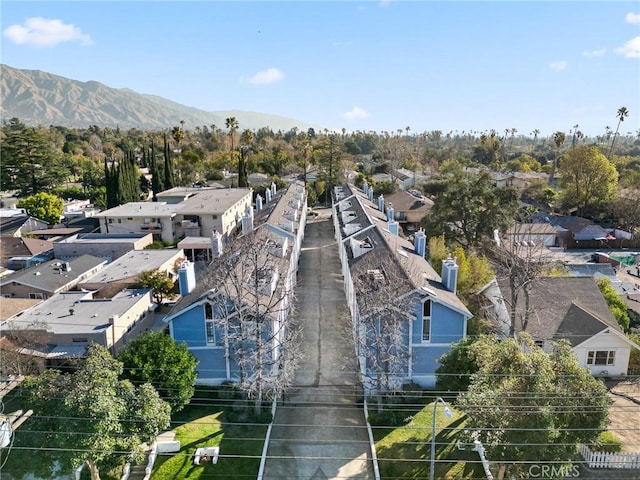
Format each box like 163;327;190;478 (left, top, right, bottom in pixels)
0;255;107;300
333;183;472;389
95;188;253;243
502;222;557;248
0;288;156;363
1;210;53;268
544;215;613;243
95;202;177;243
78;249;185;296
479;276;640;376
381;188;434;234
163;180;307;384
53;233;154;262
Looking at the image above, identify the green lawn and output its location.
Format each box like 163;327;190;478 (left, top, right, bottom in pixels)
150;390;268;479
1;385;268;480
373;402;485;479
151;412;267;479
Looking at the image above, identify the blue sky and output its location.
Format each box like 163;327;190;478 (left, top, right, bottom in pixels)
2;1;639;137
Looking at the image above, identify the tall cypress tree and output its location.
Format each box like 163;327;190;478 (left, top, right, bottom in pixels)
163;133;175;189
151;140;162;201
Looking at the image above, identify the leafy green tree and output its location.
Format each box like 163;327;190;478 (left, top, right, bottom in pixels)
138;269;175;304
597;277;631;332
1;120;67;196
422;166;518;248
435;336;479;393
21;343;170;480
559;145;618;216
18;192;64;225
458;333;611;480
118;331;198;412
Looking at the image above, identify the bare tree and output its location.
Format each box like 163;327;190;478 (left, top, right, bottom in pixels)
0;320;50;376
351;249;413;412
484;220;554;337
202;232;302;415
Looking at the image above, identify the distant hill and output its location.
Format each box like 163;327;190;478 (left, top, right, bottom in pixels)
0;64;324;132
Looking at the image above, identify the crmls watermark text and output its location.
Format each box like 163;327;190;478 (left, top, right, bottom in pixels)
528;464;580;478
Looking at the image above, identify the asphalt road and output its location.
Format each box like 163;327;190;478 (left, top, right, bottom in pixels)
262;210;376;480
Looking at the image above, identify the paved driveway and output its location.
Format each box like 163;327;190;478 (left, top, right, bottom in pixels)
262;210;375;479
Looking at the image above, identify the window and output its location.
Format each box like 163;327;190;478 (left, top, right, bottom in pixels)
206;321;216;344
29;293;44;300
422;300;431;342
204;303;215;344
587;350;615;366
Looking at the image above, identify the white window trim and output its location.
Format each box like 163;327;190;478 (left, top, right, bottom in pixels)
586;350;616;366
422;299;431;343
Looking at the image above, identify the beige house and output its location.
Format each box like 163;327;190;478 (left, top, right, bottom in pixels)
95;188;253;243
0;288;156;359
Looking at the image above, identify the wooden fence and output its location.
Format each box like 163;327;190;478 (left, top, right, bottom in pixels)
579;444;640;469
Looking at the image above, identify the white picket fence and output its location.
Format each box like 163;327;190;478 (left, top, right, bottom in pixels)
579;444;640;469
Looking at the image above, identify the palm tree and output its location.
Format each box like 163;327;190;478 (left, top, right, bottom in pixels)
225;117;239;152
608;106;629;159
548;131;565;185
531;129;540;153
569;124;579;147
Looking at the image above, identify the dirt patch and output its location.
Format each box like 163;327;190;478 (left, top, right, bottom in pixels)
606;377;640;453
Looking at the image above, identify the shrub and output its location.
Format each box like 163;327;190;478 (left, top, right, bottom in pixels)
592;431;623;452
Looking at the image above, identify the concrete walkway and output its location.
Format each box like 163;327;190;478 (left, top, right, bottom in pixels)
262;209;375;479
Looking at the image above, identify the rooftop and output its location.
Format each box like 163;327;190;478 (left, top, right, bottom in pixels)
95;202;176;218
0;255;107;293
1;289;152;335
178;188;252;215
79;249;184;285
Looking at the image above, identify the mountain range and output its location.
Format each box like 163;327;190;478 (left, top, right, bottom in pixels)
0;64;324;132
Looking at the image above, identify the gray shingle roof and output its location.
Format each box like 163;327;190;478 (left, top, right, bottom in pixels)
495;276;620;345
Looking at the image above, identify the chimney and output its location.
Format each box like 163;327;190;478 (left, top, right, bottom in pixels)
211;230;223;258
242;212;254;235
386;203;394;222
271;182;277;196
368;186;374;203
414;228;427;257
363;181;369;196
256;194;263;212
177;260;196;296
265;188;272;203
378;194;384;212
388;220;399;236
441;255;459;294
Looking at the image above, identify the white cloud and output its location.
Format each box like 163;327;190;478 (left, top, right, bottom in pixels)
548;61;568;71
379;0;392;7
625;12;640;24
583;48;606;58
342;106;370;121
247;67;284;86
3;17;92;47
615;36;640;58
